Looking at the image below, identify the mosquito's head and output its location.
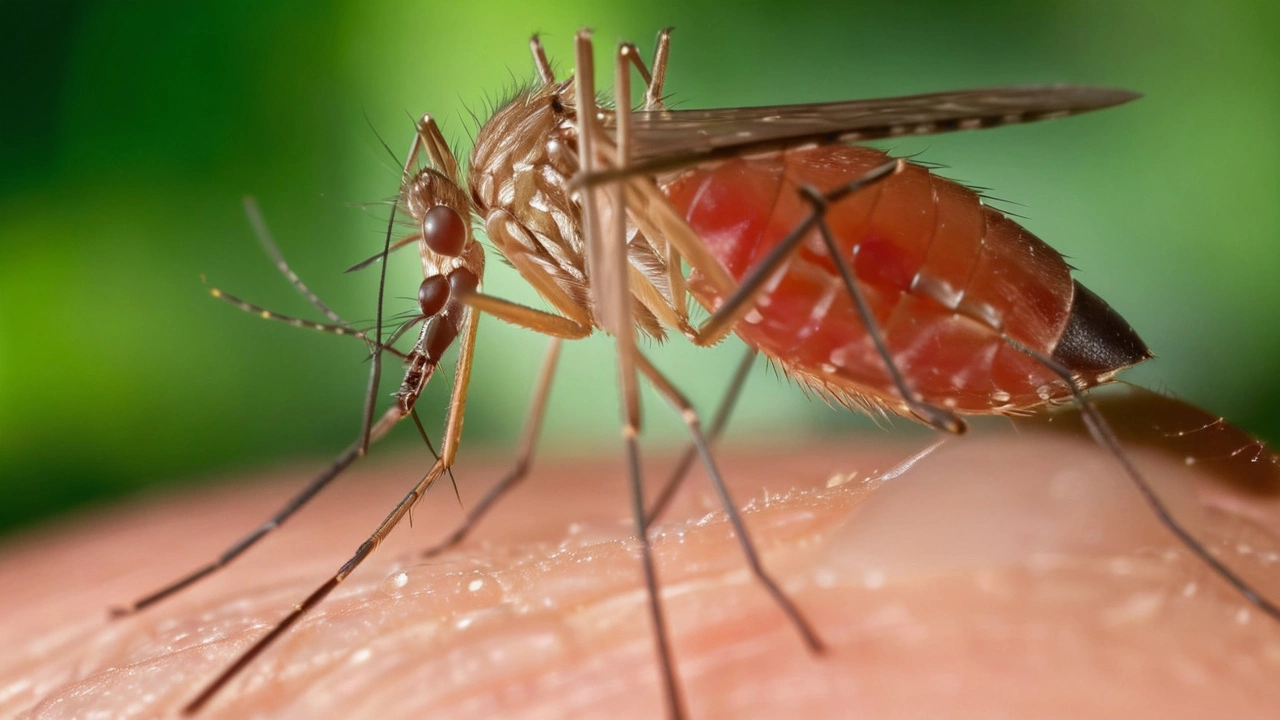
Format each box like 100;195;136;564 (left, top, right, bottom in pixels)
402;166;481;270
398;166;484;362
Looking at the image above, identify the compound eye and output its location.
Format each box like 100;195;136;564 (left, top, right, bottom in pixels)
418;275;449;318
422;205;467;257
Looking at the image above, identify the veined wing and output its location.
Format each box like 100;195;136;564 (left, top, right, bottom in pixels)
585;85;1138;184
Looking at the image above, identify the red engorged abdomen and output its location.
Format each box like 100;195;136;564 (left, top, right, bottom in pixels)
663;145;1077;415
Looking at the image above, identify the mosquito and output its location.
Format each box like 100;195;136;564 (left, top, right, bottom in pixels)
111;28;1279;718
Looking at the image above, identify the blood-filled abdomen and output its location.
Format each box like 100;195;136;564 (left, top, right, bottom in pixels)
664;145;1150;416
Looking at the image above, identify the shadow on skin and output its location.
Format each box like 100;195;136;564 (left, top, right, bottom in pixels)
2;387;1279;719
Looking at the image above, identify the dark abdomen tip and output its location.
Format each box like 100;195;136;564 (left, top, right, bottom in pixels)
1052;280;1152;377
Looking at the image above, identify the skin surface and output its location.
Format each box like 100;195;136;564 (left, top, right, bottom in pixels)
2;393;1279;719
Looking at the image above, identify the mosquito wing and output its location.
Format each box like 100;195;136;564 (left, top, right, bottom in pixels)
587;85;1138;183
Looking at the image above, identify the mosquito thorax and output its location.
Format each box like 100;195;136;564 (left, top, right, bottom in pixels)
468;81;579;236
464;79;677;339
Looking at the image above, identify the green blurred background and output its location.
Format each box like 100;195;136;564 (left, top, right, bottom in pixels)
1;1;1277;538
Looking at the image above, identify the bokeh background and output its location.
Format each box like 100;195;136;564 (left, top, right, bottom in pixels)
1;0;1277;538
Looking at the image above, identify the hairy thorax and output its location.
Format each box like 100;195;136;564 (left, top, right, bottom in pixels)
467;81;674;339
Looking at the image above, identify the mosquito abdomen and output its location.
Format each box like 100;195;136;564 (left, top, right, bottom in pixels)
668;145;1150;416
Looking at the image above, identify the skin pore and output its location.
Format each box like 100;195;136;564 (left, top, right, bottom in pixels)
2;390;1279;719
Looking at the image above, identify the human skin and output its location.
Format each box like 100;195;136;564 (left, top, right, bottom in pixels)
2;393;1279;719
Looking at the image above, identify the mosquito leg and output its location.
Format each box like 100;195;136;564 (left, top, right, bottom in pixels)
183;286;481;713
803;184;964;434
618;27;686;317
613;37;687;719
618;28;672;112
529;34;555;84
115;349;424;619
181;452;453;715
646;28;672;110
645;347;756;528
410;407;458;505
132;118;466;626
634;349;826;654
1006;339;1280;622
419;339;561;557
463;292;592;339
117;223;425;616
109;380;424;623
571;31;685;719
624;425;685;720
109;442;356;617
